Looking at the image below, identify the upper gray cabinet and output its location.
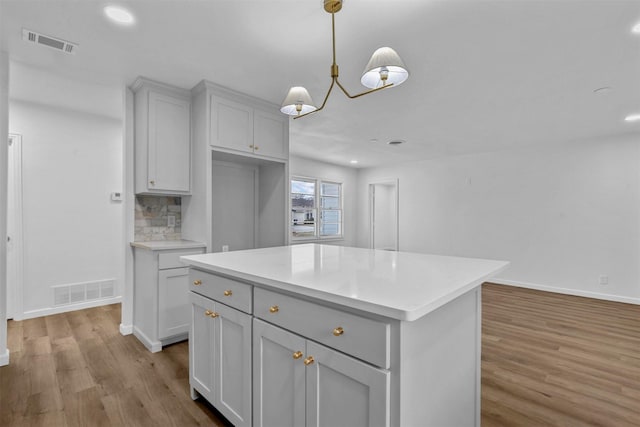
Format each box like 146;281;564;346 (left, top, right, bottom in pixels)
211;93;288;161
133;77;191;195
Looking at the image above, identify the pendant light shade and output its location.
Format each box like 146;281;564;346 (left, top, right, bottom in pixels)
361;47;409;89
280;86;317;116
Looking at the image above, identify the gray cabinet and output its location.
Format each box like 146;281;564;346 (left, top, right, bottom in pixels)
211;94;288;160
132;244;205;352
132;77;191;195
189;271;252;427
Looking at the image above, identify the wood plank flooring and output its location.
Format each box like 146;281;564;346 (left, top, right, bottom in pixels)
0;304;230;427
1;284;638;426
482;283;640;427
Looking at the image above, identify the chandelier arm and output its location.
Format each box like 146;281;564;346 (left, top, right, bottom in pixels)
293;79;336;120
335;78;394;99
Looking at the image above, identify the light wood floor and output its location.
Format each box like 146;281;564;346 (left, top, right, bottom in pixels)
482;283;640;426
1;284;638;426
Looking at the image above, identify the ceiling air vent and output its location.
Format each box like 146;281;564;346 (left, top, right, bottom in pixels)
22;28;78;55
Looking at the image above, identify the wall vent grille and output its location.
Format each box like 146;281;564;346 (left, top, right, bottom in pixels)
53;280;116;306
22;28;78;55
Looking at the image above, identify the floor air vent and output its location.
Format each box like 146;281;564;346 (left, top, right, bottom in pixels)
53;280;115;306
22;28;78;55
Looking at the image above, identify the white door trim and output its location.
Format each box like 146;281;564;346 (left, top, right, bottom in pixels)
7;133;24;320
369;179;399;251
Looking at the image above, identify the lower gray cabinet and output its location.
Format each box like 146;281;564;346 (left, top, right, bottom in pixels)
190;291;252;427
253;319;390;427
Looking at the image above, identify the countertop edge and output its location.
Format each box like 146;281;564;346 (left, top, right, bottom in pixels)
131;240;207;251
180;256;509;321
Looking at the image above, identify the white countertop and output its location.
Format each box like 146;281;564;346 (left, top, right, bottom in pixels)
131;239;206;251
181;244;508;321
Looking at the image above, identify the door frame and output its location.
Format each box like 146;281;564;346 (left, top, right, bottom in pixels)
368;179;399;251
7;133;23;320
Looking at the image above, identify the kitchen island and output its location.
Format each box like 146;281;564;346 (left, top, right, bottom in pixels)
181;244;508;427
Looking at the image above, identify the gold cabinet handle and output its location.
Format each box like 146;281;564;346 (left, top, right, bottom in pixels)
333;327;344;336
204;309;213;316
193;280;202;286
303;356;315;366
254;146;259;151
249;144;254;149
223;290;233;297
149;180;155;186
204;310;219;319
292;351;303;360
269;305;279;313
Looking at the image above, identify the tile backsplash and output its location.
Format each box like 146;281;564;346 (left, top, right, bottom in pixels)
135;196;181;241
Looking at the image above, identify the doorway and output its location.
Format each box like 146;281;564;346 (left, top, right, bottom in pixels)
369;179;399;251
6;134;23;320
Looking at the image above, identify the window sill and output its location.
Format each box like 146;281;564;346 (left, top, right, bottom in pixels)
290;237;345;245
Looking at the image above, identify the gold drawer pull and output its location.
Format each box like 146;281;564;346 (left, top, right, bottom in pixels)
223;290;233;297
269;305;279;313
292;351;303;360
204;310;219;319
193;280;202;286
332;327;344;337
254;146;259;151
303;356;315;366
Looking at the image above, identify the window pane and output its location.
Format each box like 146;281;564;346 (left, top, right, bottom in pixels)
321;183;340;196
291;209;316;237
321;223;340;236
292;180;315;195
292;194;315;209
321;210;341;223
321;196;339;209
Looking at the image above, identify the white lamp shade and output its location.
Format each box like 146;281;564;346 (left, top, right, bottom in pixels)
280;86;317;115
361;47;409;89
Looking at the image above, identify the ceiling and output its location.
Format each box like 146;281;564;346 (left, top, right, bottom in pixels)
2;0;640;168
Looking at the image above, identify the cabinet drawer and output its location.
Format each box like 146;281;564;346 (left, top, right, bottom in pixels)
190;269;252;314
254;287;390;369
159;249;204;270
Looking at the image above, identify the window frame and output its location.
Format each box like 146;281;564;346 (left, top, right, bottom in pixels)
290;176;343;242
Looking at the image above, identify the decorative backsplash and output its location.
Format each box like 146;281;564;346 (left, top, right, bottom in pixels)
134;196;181;241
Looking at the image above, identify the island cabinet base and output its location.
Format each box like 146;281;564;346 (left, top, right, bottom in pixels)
188;270;482;427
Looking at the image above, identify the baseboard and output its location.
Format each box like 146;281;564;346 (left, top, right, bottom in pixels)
119;324;133;336
20;296;122;320
133;326;162;353
0;349;9;366
490;279;640;305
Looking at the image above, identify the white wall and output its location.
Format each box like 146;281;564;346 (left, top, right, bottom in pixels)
0;50;10;366
356;135;640;302
290;155;358;247
9;99;124;317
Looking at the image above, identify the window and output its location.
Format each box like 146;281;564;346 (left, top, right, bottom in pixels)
291;177;342;240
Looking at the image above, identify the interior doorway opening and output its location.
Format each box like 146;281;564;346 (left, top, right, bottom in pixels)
6;133;23;320
369;179;399;251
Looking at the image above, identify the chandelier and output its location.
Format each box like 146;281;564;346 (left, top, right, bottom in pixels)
280;0;409;119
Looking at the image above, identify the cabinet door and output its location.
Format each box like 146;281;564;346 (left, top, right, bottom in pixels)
305;341;390;427
211;96;254;154
190;292;216;402
214;303;253;427
158;267;191;339
253;109;288;160
148;91;191;192
253;320;306;427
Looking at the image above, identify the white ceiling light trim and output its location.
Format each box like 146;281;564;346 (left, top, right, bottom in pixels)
632;22;640;33
624;113;640;122
104;5;135;25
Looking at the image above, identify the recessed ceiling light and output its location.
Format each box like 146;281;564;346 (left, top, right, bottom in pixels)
350;160;358;164
104;6;135;25
624;113;640;122
632;22;640;33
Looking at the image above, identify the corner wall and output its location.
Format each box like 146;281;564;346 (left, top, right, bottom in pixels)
0;51;9;366
356;135;640;302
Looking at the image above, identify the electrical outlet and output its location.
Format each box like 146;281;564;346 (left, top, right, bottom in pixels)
167;216;176;227
599;275;608;285
222;245;229;252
